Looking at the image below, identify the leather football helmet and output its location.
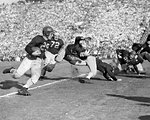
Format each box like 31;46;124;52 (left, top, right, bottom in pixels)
42;26;54;38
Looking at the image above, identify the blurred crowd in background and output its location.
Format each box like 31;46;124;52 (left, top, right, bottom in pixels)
0;0;150;61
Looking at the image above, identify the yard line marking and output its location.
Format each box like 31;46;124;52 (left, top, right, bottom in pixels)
0;92;18;98
28;79;68;90
0;79;68;99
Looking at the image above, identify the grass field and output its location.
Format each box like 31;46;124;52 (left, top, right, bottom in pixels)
0;60;150;120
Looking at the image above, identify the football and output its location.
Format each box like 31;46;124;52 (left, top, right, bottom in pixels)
32;47;40;52
31;47;41;56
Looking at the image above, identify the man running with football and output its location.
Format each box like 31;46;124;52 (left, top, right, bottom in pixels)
3;26;55;96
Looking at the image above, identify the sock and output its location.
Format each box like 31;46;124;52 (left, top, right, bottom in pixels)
23;79;34;88
86;72;94;79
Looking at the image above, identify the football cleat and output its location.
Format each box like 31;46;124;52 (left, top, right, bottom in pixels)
108;78;114;81
17;87;31;96
3;67;15;74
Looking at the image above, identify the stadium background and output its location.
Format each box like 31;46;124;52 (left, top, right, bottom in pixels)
0;0;150;61
0;1;150;120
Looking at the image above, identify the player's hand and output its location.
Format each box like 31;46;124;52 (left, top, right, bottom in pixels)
84;50;90;56
31;47;41;56
80;51;90;57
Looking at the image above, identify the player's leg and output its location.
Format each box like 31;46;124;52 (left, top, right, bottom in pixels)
44;51;57;65
103;71;111;81
3;67;15;74
64;55;87;83
13;57;32;78
106;65;122;81
133;65;140;74
84;56;97;80
96;60;114;81
106;69;117;81
40;63;56;79
55;44;67;62
18;58;42;96
141;52;150;62
40;67;47;79
3;57;32;79
121;63;129;73
136;63;145;74
40;51;56;78
77;56;97;83
117;54;129;73
25;58;42;88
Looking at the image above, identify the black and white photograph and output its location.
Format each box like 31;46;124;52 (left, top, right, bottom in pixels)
0;0;150;120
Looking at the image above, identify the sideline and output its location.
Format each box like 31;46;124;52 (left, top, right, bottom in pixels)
0;79;68;99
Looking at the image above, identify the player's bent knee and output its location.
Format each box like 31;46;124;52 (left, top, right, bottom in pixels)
55;49;66;62
12;72;22;79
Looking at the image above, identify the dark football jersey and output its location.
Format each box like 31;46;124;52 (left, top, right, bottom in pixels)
25;35;57;59
65;44;77;56
116;49;130;64
65;44;88;60
74;44;88;60
128;55;144;65
46;38;64;54
25;35;47;59
133;35;150;53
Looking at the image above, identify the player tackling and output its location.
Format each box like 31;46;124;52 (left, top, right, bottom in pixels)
56;36;122;82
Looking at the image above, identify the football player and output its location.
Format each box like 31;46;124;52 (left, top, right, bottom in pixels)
57;36;122;82
74;38;121;81
40;32;64;79
116;49;130;73
55;36;97;83
127;51;144;74
68;36;97;83
132;40;150;62
96;58;122;81
3;26;54;96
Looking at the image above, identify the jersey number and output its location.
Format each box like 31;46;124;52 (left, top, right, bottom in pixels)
50;41;60;49
42;41;60;49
